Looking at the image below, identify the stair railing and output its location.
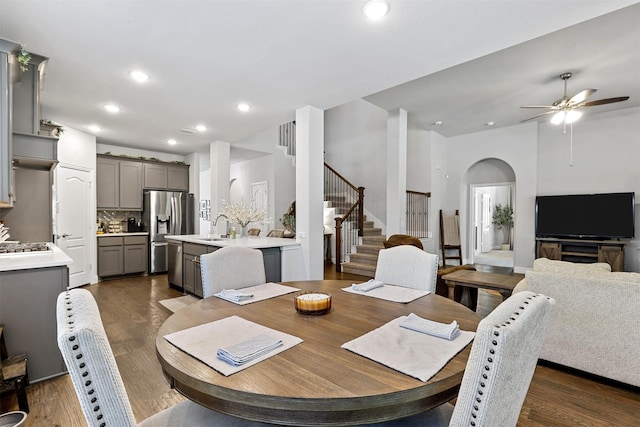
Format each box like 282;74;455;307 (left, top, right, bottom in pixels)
324;163;364;272
406;190;431;238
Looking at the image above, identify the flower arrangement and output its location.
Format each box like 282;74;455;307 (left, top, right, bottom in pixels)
219;200;267;228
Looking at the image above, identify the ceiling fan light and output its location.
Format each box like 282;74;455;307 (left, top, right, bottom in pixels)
565;110;582;124
550;111;565;125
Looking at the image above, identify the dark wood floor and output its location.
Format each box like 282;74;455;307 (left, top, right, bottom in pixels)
1;265;638;426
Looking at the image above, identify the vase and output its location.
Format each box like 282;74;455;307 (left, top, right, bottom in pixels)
240;225;248;237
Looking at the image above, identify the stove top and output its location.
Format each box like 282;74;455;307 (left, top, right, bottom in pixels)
0;242;52;254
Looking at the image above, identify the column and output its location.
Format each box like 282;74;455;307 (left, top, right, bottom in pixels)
386;108;408;235
210;141;230;234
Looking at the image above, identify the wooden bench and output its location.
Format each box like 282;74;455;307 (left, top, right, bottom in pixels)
0;324;29;413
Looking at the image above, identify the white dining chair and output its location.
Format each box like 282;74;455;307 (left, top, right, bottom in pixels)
199;246;266;298
362;290;555;427
56;289;272;427
374;245;439;293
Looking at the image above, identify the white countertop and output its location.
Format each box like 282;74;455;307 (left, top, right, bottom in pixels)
165;234;301;249
96;232;149;237
0;244;73;272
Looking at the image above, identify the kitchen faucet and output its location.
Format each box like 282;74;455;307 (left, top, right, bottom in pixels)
212;214;230;236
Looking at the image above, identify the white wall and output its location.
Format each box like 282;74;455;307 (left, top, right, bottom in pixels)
325;99;388;224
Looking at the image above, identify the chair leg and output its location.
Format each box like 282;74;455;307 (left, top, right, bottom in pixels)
15;376;29;413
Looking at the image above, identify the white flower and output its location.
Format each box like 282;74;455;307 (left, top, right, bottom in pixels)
218;200;267;227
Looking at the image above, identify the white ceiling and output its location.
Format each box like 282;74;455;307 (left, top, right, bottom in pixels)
1;0;638;159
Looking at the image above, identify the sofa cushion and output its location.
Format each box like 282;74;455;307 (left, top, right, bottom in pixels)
524;270;640;387
533;257;611;274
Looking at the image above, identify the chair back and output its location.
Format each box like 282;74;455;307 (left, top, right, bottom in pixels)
248;228;261;236
383;234;423;250
449;291;555;427
56;289;138;427
200;246;266;298
267;229;285;238
374;245;438;293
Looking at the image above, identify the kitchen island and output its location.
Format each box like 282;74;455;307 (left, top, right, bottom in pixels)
0;243;72;382
164;234;304;297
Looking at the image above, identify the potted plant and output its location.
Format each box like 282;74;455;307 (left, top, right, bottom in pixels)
492;204;514;250
280;201;296;237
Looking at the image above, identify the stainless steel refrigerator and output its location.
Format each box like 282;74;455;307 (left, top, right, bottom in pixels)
143;190;194;274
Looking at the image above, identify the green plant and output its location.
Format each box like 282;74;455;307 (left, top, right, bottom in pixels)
492;204;514;245
40;119;65;137
280;213;295;230
17;45;31;72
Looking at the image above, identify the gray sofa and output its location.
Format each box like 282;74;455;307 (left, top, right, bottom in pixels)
514;258;640;387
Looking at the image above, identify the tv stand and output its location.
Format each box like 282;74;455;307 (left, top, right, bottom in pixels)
536;238;626;271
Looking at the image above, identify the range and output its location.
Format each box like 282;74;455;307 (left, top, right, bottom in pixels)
0;242;52;254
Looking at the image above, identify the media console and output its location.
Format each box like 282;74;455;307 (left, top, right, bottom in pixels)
536;238;626;272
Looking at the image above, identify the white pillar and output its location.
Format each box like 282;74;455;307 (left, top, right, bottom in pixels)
210;141;230;234
296;105;324;280
386;108;408;235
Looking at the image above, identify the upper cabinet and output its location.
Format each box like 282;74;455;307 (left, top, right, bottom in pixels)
97;156;143;210
143;162;189;191
0;39;18;208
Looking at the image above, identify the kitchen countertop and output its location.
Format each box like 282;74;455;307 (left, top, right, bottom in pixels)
165;234;301;249
0;243;73;272
96;232;149;237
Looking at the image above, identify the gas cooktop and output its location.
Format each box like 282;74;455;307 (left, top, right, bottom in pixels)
0;242;52;254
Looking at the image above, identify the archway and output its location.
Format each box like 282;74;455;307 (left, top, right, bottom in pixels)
466;158;516;268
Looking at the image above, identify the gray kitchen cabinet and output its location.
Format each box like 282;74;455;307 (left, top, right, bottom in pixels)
261;247;282;282
96;155;143;210
0;39;18;208
0;265;69;382
12;51;47;135
183;243;214;297
144;162;189;191
98;235;148;278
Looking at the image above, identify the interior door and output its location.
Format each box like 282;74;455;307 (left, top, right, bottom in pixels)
251;181;268;235
55;165;92;288
481;193;493;253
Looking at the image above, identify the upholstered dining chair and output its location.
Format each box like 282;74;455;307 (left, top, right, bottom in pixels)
383;234;424;249
56;289;272;427
199;246;266;298
374;245;439;293
247;228;261;236
364;290;556;427
266;228;285;238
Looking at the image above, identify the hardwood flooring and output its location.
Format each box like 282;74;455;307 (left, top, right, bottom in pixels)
1;267;638;426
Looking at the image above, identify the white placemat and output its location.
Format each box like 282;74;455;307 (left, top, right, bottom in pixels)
214;282;300;305
341;316;475;382
164;315;303;376
342;283;430;303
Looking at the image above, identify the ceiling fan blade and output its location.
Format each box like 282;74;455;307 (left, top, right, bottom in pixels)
581;96;630;107
520;105;555;109
520;111;555;123
568;88;597;105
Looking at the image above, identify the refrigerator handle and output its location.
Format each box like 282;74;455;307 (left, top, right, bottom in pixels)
171;195;183;235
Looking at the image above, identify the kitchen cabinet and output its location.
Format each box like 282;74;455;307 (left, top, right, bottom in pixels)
143;162;189;191
0;265;68;382
96;156;143;210
183;243;217;297
0;39;18;208
98;235;148;278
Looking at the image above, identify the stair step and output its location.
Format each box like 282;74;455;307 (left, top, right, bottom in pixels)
348;252;378;266
357;244;384;255
362;227;382;236
363;221;374;228
325;195;347;202
362;235;386;246
341;262;376;278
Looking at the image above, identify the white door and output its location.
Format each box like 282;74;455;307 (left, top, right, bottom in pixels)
251;181;268;235
55;165;92;288
481;193;493;253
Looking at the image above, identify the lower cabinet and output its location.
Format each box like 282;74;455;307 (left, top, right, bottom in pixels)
98;235;148;278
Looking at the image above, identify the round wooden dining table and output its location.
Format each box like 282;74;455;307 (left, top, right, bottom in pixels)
156;280;480;426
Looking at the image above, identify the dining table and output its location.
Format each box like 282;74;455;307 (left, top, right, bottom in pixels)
155;279;480;426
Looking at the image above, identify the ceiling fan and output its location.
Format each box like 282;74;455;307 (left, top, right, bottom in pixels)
520;72;630;125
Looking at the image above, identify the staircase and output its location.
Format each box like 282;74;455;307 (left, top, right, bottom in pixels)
325;194;384;278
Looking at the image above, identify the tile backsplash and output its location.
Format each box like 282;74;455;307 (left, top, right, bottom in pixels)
97;211;142;233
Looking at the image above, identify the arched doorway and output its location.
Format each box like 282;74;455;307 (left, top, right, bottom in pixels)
466;158;516;268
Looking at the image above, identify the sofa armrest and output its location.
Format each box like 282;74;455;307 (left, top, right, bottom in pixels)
512;278;528;293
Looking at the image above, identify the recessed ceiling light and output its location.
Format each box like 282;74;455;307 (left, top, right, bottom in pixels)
195;124;207;132
485;121;495;126
130;70;149;82
104;104;120;113
88;125;101;132
362;0;390;20
433;121;443;126
237;103;252;112
168;139;177;145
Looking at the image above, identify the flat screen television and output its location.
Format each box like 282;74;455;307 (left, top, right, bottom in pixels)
535;192;635;240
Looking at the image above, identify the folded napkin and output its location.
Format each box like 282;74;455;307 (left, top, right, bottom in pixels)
352;279;385;292
400;313;460;340
217;334;283;366
216;288;254;302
